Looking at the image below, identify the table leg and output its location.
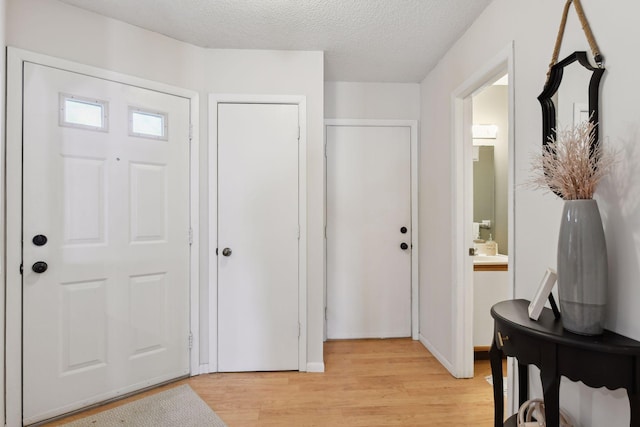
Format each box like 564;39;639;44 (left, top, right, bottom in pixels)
490;339;504;427
518;362;528;408
628;390;640;427
632;357;640;427
540;344;560;427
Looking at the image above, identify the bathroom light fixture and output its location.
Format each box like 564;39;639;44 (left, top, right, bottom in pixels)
472;124;498;139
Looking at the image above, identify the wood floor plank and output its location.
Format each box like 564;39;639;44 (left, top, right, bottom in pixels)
44;338;502;426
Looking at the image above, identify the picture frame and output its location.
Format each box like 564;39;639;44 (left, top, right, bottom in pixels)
528;268;558;320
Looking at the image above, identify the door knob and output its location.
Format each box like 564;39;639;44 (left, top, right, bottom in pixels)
400;227;407;234
32;261;48;274
222;248;232;257
32;234;48;246
400;243;409;250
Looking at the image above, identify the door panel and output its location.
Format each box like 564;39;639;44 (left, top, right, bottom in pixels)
217;103;299;372
326;125;412;339
60;280;107;373
62;157;106;244
130;163;168;241
22;63;191;424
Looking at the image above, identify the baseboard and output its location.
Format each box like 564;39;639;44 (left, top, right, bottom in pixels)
326;333;411;340
198;364;213;374
418;333;455;376
474;349;490;361
306;362;325;373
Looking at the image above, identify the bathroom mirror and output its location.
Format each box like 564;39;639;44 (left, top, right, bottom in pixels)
473;146;494;240
538;51;605;169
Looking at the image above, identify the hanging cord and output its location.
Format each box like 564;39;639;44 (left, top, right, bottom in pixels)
547;0;573;82
546;0;603;84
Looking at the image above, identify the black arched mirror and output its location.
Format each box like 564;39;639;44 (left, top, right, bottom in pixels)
538;51;605;153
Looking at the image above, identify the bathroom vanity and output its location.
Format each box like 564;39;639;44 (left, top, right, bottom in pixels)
474;255;509;350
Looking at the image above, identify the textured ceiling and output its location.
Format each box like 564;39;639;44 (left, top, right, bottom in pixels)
59;0;493;83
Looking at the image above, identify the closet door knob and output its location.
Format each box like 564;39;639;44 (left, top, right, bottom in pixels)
32;261;48;274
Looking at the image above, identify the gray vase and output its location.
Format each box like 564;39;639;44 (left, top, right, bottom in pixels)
557;199;608;335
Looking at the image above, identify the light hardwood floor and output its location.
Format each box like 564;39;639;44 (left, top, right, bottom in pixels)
45;338;501;426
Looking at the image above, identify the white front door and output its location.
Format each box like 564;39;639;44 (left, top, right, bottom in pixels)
217;103;300;372
22;63;191;424
326;125;412;339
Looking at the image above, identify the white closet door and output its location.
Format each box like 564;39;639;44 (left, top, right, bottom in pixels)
326;125;412;339
217;103;300;372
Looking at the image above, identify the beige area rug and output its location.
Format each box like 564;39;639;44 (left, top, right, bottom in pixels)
60;385;227;427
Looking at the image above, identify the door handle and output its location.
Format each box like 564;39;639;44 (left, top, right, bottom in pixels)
400;242;409;250
222;248;232;257
32;261;48;274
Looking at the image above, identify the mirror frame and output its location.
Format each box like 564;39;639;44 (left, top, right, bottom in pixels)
538;51;605;154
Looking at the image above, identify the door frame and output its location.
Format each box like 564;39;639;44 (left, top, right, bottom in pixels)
450;41;515;391
5;47;200;426
208;94;308;372
324;119;419;340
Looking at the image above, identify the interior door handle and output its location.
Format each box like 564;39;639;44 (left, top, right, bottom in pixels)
222;248;232;257
32;261;48;273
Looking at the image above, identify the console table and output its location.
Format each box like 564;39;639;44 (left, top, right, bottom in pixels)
490;299;640;427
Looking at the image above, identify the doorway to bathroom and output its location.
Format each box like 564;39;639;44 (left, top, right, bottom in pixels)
451;42;515;390
471;75;511;361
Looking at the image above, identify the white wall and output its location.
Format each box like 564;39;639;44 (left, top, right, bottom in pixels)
6;0;325;376
420;0;640;424
324;82;420;120
0;0;6;423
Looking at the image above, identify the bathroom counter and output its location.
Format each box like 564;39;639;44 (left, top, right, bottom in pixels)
473;254;508;265
474;254;508;271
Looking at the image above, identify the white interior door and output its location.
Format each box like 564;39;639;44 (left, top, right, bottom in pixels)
217;103;300;372
22;63;191;424
326;125;412;339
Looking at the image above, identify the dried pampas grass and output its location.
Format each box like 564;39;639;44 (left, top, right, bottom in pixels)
528;120;616;200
